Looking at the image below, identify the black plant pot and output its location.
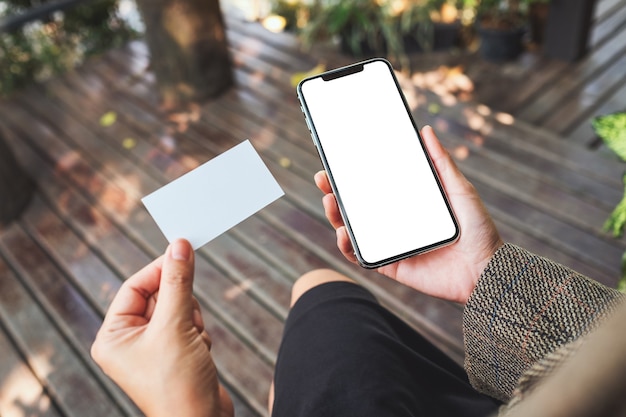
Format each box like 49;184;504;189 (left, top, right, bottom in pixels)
477;25;526;62
433;21;461;50
402;21;461;53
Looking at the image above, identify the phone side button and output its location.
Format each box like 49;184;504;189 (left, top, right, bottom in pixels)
305;117;313;132
312;144;324;167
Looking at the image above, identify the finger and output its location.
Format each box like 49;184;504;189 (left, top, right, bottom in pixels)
200;330;213;351
152;239;195;324
314;170;333;194
322;193;344;230
192;297;205;333
421;125;464;177
143;278;204;334
145;291;158;321
421;125;449;161
421;125;470;193
337;226;357;263
103;256;164;326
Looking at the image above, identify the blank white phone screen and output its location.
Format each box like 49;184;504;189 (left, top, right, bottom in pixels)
300;60;458;266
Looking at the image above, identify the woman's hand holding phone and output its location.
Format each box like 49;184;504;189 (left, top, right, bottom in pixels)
315;126;503;304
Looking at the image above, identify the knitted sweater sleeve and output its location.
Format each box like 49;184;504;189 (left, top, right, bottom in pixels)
462;243;624;402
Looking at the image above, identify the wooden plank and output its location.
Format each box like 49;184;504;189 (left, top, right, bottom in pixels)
594;0;626;22
504;0;626;119
405;85;624;188
589;0;626;47
567;76;626;147
492;58;569;115
0;225;127;417
0;292;63;417
21;194;128;307
431;120;620;233
225;17;316;72
420;107;623;208
516;20;626;124
541;54;626;134
2;211;142;415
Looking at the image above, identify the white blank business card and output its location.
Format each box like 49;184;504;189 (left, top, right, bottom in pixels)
142;140;284;250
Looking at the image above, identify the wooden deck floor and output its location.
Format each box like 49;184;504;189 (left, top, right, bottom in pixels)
1;0;626;415
414;0;626;149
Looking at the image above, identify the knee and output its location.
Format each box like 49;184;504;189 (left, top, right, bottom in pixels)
290;269;355;307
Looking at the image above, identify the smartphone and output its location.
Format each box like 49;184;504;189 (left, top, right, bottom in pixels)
297;58;459;269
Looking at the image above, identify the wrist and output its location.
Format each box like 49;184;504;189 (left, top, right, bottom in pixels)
141;384;221;417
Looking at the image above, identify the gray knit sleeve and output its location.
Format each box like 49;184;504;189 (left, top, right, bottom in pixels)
462;243;624;402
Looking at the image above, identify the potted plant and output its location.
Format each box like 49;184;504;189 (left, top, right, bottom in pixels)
475;0;527;61
428;0;466;50
398;0;465;53
268;0;303;32
299;0;396;56
299;0;412;65
396;0;434;53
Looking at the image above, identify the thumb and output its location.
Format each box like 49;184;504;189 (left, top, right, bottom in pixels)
152;238;195;325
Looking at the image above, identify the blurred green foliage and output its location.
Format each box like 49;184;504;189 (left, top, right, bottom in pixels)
593;111;626;292
0;0;137;96
593;112;626;162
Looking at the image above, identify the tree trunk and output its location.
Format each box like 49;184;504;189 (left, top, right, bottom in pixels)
0;133;34;227
135;0;234;109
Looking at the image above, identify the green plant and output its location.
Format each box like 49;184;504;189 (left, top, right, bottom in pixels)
592;111;626;292
270;0;306;31
0;0;136;96
397;1;434;52
476;0;525;29
428;0;474;18
474;0;548;26
300;0;397;56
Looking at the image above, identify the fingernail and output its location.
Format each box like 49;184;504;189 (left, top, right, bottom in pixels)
170;239;191;261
